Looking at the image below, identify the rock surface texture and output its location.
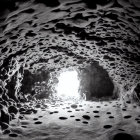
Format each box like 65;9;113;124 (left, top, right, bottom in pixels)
0;0;140;140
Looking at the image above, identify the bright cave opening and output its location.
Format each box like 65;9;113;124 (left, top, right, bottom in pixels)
56;70;82;100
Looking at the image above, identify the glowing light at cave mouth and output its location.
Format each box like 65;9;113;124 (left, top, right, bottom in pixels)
56;70;81;100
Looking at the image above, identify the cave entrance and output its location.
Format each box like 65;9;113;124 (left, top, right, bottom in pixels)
55;63;116;102
56;70;83;101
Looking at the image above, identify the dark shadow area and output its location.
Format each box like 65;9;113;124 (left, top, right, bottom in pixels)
79;62;116;100
20;69;51;100
0;0;17;13
134;83;140;101
113;133;134;140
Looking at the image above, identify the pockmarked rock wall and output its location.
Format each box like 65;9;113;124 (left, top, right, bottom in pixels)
0;0;140;132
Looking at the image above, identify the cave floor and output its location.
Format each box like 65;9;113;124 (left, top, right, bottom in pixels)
1;100;140;140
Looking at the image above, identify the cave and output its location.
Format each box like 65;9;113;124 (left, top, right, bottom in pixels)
0;0;140;140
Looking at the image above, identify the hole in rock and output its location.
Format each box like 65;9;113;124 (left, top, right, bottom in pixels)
113;133;134;140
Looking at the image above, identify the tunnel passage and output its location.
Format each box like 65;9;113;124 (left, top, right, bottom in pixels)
79;62;116;100
0;0;140;139
1;62;116;103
